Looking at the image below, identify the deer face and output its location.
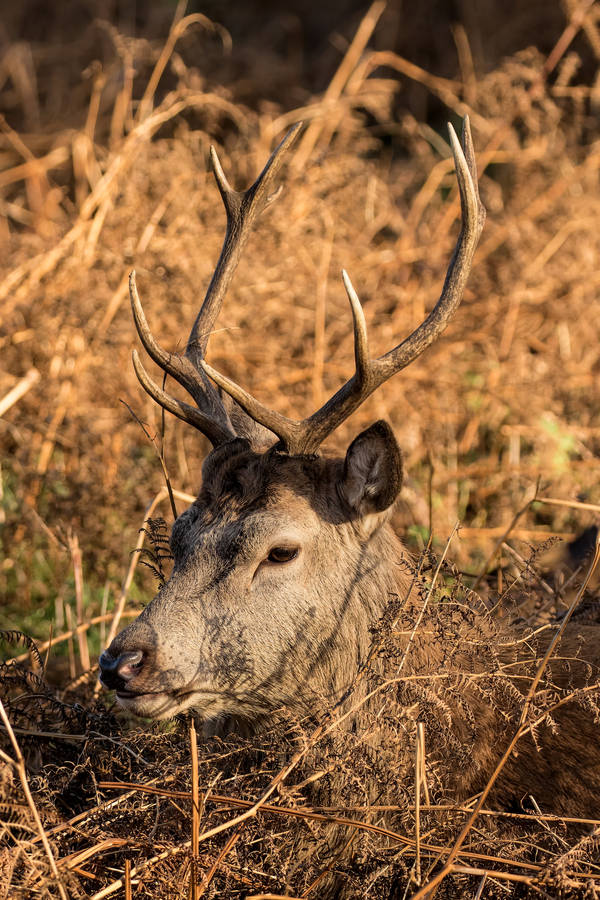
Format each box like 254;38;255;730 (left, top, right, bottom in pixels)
99;423;403;725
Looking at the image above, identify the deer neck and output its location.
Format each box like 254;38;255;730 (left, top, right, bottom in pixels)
287;523;414;723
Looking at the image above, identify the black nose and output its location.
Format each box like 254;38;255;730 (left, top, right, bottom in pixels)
99;649;144;691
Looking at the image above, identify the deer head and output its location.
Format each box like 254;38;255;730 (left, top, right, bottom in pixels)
99;120;485;731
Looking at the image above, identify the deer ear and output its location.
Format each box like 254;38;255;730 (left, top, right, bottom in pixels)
339;421;403;519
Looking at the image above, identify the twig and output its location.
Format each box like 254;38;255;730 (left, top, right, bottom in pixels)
292;1;385;170
397;523;460;676
68;532;91;670
414;723;423;885
121;400;178;520
197;825;244;896
363;50;477;126
190;718;200;900
473;874;487;899
62;837;129;871
11;610;139;664
64;604;76;680
543;0;597;77
246;895;305;899
0;367;40;417
90;841;192;899
136;6;228;123
124;859;132;900
0;147;69;190
538;496;600;513
500;542;555;598
472;482;540;591
450;865;532;886
98;781;546;872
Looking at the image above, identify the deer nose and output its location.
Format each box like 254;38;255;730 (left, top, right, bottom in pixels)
99;649;144;691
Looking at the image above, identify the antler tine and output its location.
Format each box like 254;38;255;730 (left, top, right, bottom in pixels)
373;117;484;380
131;350;234;446
187;122;303;366
130;270;236;442
342;269;370;380
130;271;210;396
201;358;303;447
200;117;485;456
459;113;482;211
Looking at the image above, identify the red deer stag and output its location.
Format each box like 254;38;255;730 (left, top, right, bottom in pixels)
100;120;600;822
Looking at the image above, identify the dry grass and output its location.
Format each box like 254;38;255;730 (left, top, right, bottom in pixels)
2;0;600;896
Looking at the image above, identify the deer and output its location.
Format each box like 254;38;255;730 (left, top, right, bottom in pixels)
99;119;600;826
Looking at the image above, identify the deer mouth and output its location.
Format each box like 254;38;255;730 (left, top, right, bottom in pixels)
115;688;157;698
113;687;177;718
114;685;226;720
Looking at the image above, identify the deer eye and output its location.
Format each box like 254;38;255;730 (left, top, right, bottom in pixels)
266;546;299;564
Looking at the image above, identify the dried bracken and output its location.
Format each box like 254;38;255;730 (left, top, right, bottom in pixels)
2;0;600;897
2;554;600;898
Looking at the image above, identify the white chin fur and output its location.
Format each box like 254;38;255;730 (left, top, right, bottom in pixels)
116;691;188;719
116;690;224;721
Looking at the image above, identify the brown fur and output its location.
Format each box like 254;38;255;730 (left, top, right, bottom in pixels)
100;423;600;824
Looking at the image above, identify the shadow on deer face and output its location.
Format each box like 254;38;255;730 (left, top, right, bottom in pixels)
100;117;484;729
100;423;403;724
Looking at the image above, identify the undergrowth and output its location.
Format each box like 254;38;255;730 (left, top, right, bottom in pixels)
2;0;600;896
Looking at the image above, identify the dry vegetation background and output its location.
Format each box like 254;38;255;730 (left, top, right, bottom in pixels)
2;0;600;897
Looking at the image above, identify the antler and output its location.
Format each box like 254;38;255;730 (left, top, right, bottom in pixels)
130;123;303;447
201;116;485;455
131;117;485;456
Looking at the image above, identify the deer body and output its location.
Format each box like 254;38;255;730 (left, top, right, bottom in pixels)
99;120;600;826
